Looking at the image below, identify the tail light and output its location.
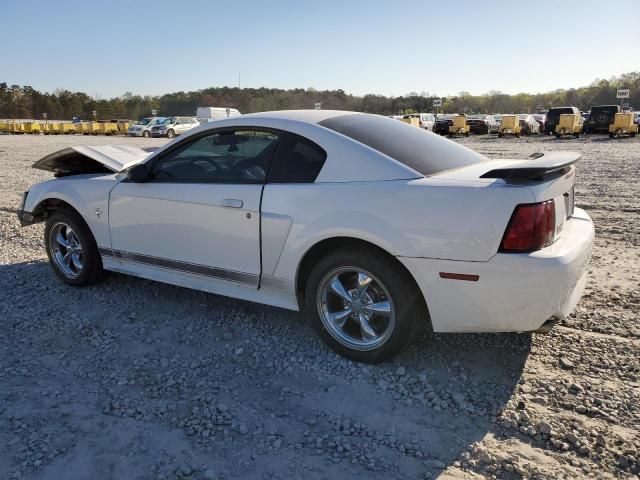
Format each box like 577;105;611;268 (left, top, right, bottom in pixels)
500;200;555;252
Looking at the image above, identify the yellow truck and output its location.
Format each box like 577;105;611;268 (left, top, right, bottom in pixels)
608;112;638;138
555;114;582;138
448;115;469;137
498;115;521;137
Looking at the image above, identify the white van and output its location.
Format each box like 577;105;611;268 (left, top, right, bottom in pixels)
196;107;242;123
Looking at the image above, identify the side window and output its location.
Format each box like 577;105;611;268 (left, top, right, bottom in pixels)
268;134;327;183
151;130;279;184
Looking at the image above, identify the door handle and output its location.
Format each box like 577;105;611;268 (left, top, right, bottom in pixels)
221;198;243;208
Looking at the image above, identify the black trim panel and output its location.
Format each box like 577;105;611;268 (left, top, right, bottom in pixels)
98;247;257;285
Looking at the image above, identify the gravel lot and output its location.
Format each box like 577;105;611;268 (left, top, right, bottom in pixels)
1;133;639;480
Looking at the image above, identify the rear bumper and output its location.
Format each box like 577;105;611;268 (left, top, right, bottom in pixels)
399;208;594;333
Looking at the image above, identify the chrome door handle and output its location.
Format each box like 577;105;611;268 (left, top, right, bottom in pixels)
221;198;243;208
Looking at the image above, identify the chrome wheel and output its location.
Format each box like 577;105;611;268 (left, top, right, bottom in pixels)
49;222;84;279
317;267;395;351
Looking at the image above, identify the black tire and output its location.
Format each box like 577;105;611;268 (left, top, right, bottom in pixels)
303;247;427;363
167;129;175;139
44;208;106;286
555;134;561;139
142;130;150;138
498;132;503;138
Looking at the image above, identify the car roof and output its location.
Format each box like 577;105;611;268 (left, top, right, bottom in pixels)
242;109;355;124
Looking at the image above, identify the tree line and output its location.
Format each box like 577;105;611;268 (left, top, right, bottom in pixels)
1;72;638;121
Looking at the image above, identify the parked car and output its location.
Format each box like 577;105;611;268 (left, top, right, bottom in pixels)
18;110;593;363
150;117;200;138
518;114;540;135
466;115;499;134
533;114;546;132
433;114;454;135
127;117;166;138
544;107;581;135
584;105;620;134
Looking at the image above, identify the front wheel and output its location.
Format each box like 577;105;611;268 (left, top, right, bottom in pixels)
45;209;106;286
167;129;175;139
304;247;426;363
142;130;150;138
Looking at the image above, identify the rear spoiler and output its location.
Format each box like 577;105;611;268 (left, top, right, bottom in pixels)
480;152;581;181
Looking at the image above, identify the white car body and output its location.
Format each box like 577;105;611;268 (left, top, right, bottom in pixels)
20;110;593;338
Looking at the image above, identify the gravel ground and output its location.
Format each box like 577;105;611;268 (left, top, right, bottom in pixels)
1;133;639;480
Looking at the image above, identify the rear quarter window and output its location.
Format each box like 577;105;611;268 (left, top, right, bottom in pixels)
268;134;327;183
319;114;488;176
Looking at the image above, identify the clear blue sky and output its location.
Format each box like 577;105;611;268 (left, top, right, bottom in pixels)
2;0;639;99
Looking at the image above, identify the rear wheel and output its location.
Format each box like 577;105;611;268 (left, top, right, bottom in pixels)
45;209;106;286
304;247;426;363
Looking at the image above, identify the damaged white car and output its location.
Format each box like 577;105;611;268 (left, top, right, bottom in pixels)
18;110;594;362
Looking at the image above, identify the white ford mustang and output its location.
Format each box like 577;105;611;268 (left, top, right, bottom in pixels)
18;110;594;362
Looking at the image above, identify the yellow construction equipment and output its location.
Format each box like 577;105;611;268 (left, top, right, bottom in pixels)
74;122;87;134
608;112;638;138
99;122;119;135
555;114;582;138
498;115;521;137
400;116;420;128
0;121;9;133
23;122;42;134
43;123;62;135
448;115;469;137
60;123;77;134
85;122;101;135
117;121;131;134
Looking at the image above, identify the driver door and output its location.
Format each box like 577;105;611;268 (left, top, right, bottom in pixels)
108;128;280;286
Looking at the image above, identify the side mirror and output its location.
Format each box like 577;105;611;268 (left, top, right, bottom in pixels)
127;164;150;183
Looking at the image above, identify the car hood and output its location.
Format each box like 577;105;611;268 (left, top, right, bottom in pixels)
33;145;157;175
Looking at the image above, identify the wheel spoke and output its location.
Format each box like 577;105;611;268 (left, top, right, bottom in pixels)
357;313;378;341
62;252;72;266
329;308;352;329
363;301;392;318
329;277;352;305
356;272;373;298
71;252;83;270
55;233;70;248
65;227;77;245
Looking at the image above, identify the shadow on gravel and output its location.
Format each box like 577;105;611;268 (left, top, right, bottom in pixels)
1;260;532;479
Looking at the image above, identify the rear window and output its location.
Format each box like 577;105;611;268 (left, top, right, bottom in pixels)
590;106;618;116
319;114;488;176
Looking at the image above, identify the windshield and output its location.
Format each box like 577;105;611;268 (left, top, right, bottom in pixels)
136;118;152;126
319;114;488;176
162;117;177;124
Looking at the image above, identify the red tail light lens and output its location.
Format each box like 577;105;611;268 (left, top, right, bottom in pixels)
500;200;556;252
